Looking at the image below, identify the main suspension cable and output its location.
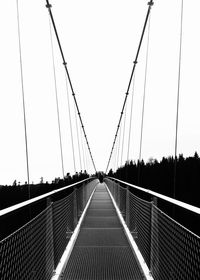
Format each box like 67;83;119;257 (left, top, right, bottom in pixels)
105;0;154;174
174;0;184;199
116;123;122;170
45;0;97;173
16;0;30;188
49;19;65;179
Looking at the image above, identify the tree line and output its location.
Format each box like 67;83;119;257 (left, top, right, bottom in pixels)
108;152;200;208
0;171;90;240
0;170;89;210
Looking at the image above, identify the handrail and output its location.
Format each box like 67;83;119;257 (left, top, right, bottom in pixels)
0;177;94;217
107;177;200;215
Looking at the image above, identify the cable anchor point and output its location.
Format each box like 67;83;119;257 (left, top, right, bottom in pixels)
46;1;52;9
148;1;154;6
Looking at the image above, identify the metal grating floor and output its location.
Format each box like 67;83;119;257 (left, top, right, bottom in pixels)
63;183;144;279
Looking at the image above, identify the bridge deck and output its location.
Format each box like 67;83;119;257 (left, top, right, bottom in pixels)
63;183;143;279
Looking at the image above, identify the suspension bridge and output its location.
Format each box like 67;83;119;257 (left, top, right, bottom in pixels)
0;0;200;279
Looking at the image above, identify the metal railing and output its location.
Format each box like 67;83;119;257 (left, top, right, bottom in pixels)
107;177;200;214
105;177;200;280
0;178;98;280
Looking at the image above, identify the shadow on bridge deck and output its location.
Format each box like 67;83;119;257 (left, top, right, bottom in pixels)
63;183;143;279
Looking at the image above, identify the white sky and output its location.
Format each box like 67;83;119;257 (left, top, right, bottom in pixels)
0;0;200;185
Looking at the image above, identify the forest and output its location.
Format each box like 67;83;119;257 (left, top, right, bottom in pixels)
108;152;200;208
1;154;200;238
0;170;89;210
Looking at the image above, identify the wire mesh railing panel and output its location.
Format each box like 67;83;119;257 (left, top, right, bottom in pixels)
105;179;119;204
151;205;200;280
0;178;98;279
76;186;84;219
129;192;152;268
105;178;200;279
52;191;75;268
119;187;126;219
0;206;54;280
84;179;98;203
52;179;97;268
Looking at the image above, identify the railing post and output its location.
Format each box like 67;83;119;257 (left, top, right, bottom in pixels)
150;196;159;277
112;180;116;199
46;197;55;274
83;183;86;209
73;188;78;228
118;184;121;209
126;186;130;228
80;184;84;216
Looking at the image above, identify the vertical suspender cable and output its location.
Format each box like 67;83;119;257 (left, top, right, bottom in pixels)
84;140;89;172
74;102;82;171
127;75;135;162
138;16;151;186
115;134;120;172
16;0;30;189
82;125;88;172
111;135;117;172
114;133;119;171
120;103;127;166
116;131;121;171
49;19;65;179
65;76;76;174
174;0;184;199
80;125;86;172
114;136;118;172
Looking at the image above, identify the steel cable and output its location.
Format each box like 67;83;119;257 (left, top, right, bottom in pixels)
120;103;127;166
80;126;86;172
138;15;151;185
127;75;136;162
174;0;184;200
65;75;76;174
16;0;30;188
116;124;122;170
74;102;82;171
45;0;97;173
105;0;154;174
49;19;65;179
